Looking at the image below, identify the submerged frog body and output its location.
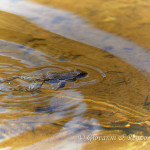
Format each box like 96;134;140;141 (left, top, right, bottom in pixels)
44;69;87;80
43;69;87;89
0;69;87;91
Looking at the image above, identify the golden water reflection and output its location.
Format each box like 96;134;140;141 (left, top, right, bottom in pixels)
0;1;149;150
33;0;150;50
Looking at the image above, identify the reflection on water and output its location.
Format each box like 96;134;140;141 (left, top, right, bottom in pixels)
0;40;105;149
0;0;150;150
0;40;53;67
0;0;150;74
0;40;149;149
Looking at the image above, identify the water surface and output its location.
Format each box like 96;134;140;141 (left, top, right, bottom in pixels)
0;0;150;74
0;0;149;150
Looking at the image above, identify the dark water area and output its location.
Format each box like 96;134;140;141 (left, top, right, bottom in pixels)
0;0;149;150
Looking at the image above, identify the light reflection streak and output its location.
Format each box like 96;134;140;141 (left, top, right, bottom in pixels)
0;0;150;74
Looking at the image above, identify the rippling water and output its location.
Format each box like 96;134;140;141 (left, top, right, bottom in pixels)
0;40;106;149
0;0;150;150
1;0;150;74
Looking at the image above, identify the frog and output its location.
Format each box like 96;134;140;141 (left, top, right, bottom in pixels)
0;69;87;91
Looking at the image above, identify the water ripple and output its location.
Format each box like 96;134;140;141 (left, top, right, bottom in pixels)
0;0;150;74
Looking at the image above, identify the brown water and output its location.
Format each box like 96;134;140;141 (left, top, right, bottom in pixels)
0;0;149;150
